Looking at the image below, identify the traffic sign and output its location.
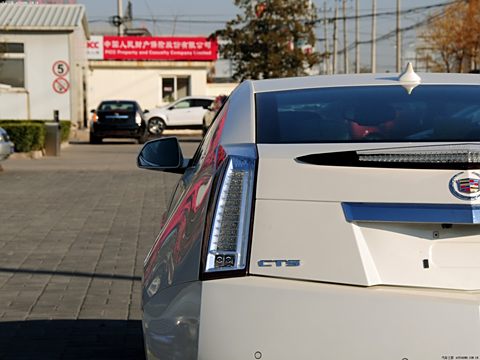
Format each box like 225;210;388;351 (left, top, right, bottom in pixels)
52;60;70;77
52;77;70;94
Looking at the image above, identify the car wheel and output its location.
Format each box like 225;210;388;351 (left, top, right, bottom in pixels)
148;117;166;135
89;133;102;144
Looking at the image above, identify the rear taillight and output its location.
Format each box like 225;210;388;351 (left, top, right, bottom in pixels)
203;151;256;275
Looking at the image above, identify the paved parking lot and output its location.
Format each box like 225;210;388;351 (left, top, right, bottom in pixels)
0;139;199;359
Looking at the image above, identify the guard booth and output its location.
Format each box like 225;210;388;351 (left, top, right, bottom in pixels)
86;35;235;114
0;3;89;126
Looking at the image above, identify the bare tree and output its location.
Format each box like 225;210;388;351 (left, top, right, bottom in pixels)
422;0;480;73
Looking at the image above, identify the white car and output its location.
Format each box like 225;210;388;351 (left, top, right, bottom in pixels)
138;64;480;359
146;96;214;135
0;127;14;161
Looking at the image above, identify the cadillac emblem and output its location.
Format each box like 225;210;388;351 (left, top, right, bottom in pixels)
449;172;480;200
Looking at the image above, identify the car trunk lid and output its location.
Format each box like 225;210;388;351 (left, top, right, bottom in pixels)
97;110;136;126
250;143;480;290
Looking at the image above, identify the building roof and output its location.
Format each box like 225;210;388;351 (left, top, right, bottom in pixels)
0;3;89;36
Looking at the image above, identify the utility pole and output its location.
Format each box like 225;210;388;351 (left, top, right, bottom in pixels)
117;0;124;36
333;2;338;74
371;0;376;73
343;0;348;74
396;0;401;72
355;0;360;73
323;2;330;74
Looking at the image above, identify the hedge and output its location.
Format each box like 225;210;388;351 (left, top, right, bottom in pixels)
59;121;70;143
1;122;46;152
0;120;71;152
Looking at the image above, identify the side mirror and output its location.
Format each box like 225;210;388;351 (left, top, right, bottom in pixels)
144;109;149;114
137;137;187;174
90;109;96;113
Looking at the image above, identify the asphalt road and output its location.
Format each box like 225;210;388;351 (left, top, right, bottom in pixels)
0;139;200;360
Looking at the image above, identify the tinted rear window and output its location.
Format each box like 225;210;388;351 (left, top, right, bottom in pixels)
99;102;136;112
256;85;480;143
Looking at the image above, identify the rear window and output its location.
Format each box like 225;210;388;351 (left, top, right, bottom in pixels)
256;85;480;143
99;101;136;112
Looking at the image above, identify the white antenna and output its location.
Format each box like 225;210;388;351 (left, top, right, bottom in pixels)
398;62;421;94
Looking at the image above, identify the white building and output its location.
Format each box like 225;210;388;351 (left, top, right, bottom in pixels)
0;3;89;125
86;35;237;114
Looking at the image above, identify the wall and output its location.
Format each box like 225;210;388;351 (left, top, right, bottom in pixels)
0;32;72;121
205;82;239;97
0;89;29;119
87;61;212;112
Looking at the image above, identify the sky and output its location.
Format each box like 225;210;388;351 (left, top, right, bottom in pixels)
76;0;450;73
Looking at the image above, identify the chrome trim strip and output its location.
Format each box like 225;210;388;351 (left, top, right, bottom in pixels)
342;202;480;224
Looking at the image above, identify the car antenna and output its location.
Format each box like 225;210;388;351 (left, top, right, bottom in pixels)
398;62;421;95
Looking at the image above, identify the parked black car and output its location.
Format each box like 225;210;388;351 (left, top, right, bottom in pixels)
90;100;149;144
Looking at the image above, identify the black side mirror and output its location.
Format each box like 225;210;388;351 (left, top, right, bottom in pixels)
137;137;187;174
144;109;149;114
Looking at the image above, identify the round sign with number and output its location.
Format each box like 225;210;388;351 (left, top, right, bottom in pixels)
52;77;70;94
52;60;70;77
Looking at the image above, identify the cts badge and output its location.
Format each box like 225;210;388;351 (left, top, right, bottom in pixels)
258;259;301;267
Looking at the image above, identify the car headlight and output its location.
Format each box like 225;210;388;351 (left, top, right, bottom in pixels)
136;113;142;125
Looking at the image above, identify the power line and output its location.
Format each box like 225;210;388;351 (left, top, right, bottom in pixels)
88;18;227;24
314;1;455;23
335;6;448;56
88;1;455;26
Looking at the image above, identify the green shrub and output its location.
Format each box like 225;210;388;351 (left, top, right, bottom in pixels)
60;121;70;143
1;123;46;152
0;120;71;151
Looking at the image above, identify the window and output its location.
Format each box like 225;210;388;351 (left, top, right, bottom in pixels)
0;42;25;88
161;76;190;103
98;101;136;112
173;100;191;109
193;99;214;109
256;85;480;144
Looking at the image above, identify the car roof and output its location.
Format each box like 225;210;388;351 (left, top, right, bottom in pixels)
220;72;480;146
100;100;137;103
177;96;215;100
250;73;480;93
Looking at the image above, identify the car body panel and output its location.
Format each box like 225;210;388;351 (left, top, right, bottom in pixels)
143;281;202;360
251;144;480;290
0;127;14;161
142;106;230;360
219;81;255;146
255;144;480;204
199;277;480;360
146;97;214;128
250;72;480;93
250;199;480;290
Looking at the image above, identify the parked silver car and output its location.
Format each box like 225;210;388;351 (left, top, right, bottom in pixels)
0;127;14;160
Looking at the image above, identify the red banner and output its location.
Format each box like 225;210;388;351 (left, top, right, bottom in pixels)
95;36;218;61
